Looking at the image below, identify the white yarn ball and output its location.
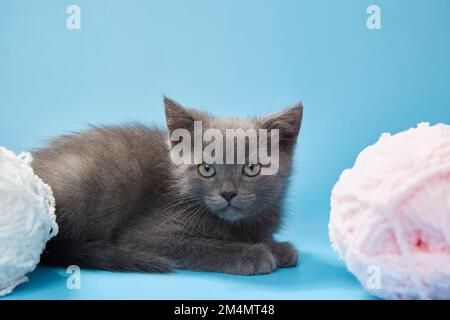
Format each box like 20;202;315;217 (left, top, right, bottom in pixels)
0;147;58;296
329;122;450;300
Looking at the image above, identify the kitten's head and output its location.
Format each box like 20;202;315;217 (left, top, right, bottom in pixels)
164;97;303;222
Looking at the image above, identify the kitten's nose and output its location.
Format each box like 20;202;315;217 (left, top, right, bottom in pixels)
220;191;237;203
220;180;237;203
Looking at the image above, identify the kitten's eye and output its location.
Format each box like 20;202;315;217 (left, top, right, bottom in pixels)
243;163;261;177
198;164;216;178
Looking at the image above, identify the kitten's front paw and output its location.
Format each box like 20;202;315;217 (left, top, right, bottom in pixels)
229;243;277;275
269;241;299;267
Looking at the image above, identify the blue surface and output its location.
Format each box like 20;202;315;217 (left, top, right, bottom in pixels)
1;0;449;299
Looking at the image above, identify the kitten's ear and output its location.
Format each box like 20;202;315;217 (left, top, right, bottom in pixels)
164;96;197;133
260;103;303;151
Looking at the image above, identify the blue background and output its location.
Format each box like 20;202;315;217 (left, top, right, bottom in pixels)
1;0;449;299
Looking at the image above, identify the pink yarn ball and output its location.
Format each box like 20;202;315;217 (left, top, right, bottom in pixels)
329;122;450;300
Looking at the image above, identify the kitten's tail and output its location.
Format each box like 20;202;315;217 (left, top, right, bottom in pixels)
40;240;173;273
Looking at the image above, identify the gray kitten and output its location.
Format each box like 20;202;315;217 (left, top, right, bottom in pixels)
32;97;303;275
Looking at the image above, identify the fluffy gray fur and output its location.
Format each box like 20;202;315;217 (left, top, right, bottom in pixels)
32;97;303;275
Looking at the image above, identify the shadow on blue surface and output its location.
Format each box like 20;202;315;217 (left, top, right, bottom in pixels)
4;249;374;300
